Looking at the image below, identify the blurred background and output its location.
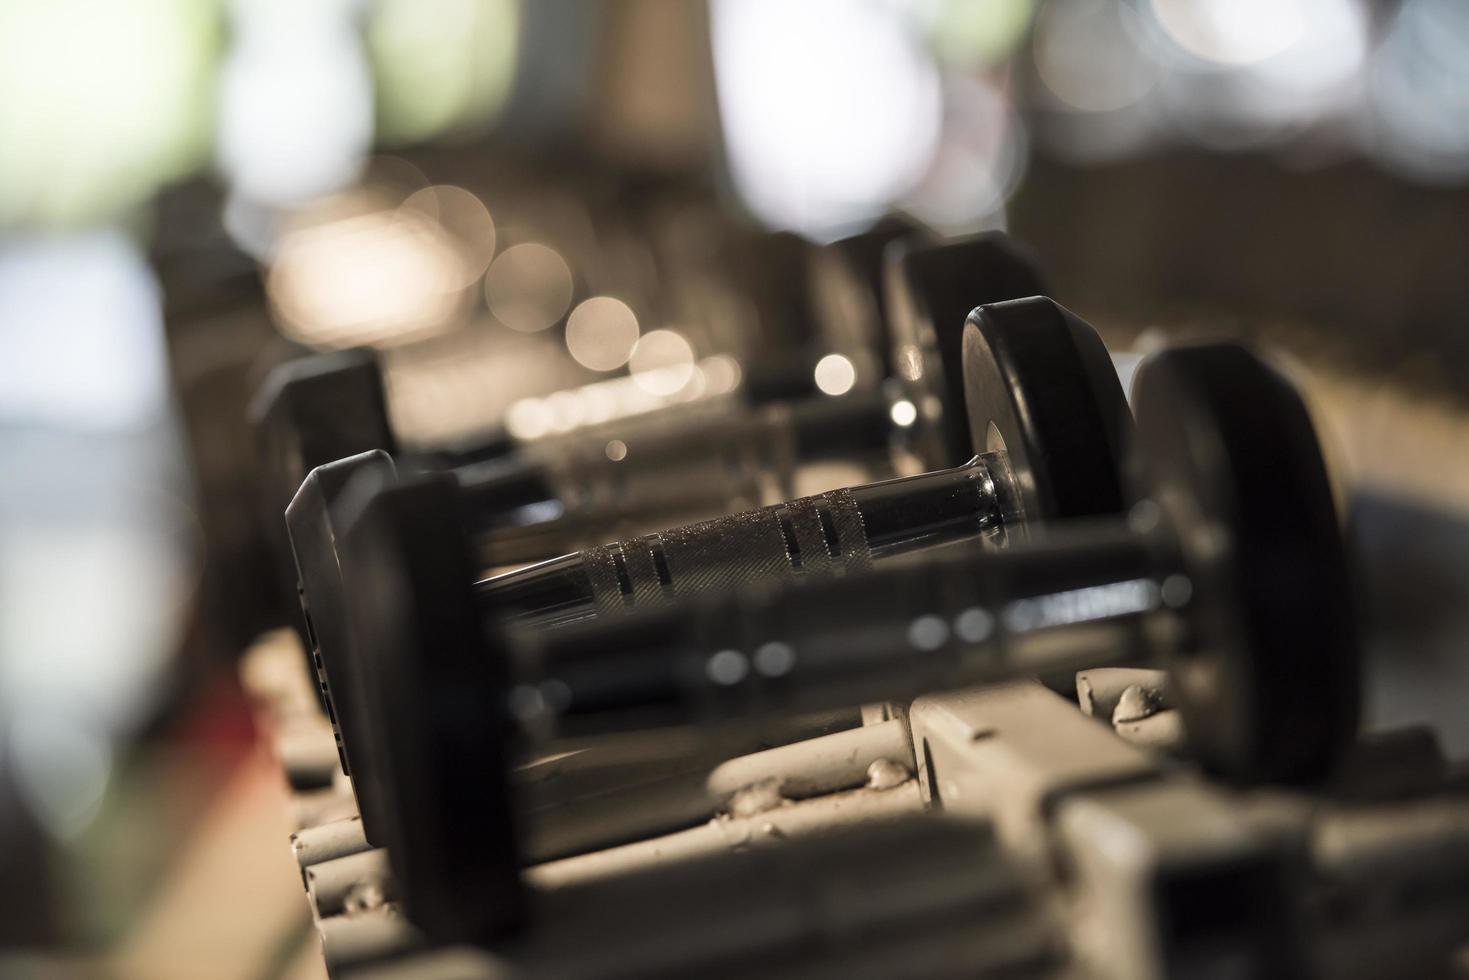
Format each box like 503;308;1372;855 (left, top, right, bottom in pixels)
1;0;1467;975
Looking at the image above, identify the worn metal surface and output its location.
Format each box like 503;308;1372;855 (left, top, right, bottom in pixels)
1076;667;1172;721
910;681;1162;861
1056;779;1301;980
292;817;371;877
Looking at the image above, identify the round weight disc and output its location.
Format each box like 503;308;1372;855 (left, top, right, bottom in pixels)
252;349;397;620
808;214;928;379
1132;344;1359;784
961;297;1132;527
251;348;397;508
890;233;1048;470
340;474;523;942
286;451;399;848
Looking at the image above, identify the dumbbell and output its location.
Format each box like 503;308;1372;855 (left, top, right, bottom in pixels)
349;339;1359;940
294;239;1063;835
807;214;935;388
263;221;950;692
257;221;961;649
324;294;1129;849
279;229;1037;594
253;220;938;553
258;222;1021;571
336;295;1134;920
295;385;894;581
458;293;1128;634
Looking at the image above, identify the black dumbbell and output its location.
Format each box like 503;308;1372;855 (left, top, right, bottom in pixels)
281;229;1037;597
335;296;1138;927
807;214;936;387
326;295;1127;850
253;220;940;560
350;340;1359;941
465;294;1127;634
290;388;891;786
256;220;949;639
294;239;1060;839
257;223;1022;564
262;221;948;697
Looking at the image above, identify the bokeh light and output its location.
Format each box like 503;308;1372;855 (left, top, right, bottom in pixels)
10;713;113;841
928;0;1036;68
0;231;170;429
813;353;858;397
1035;0;1156;114
565;296;641;372
629;329;697;396
505;397;552;440
1146;0;1368;146
699;354;744;397
545;390;587;434
503;356;744;443
485;243;575;333
1364;0;1469;183
906;74;1029;232
1150;0;1306;66
217;0;373;207
0;0;219;227
711;0;942;239
268;202;470;349
367;0;519;145
400;184;497;287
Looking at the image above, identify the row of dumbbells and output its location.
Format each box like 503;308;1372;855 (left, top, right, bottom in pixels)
248;224;1464;978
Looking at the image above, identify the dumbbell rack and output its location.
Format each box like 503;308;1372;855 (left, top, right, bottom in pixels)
242;622;1469;979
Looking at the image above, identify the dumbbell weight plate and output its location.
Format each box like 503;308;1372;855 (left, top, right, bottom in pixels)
341;472;524;943
251;348;398;495
962;297;1132;538
251;349;398;622
887;234;1048;469
807;215;930;382
1131;344;1359;784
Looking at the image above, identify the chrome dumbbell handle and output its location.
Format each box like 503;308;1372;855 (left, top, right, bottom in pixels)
508;522;1177;740
482;451;1015;629
499;342;1361;789
468;387;896;568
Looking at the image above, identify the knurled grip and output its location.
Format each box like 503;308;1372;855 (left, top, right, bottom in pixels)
581;488;871;616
